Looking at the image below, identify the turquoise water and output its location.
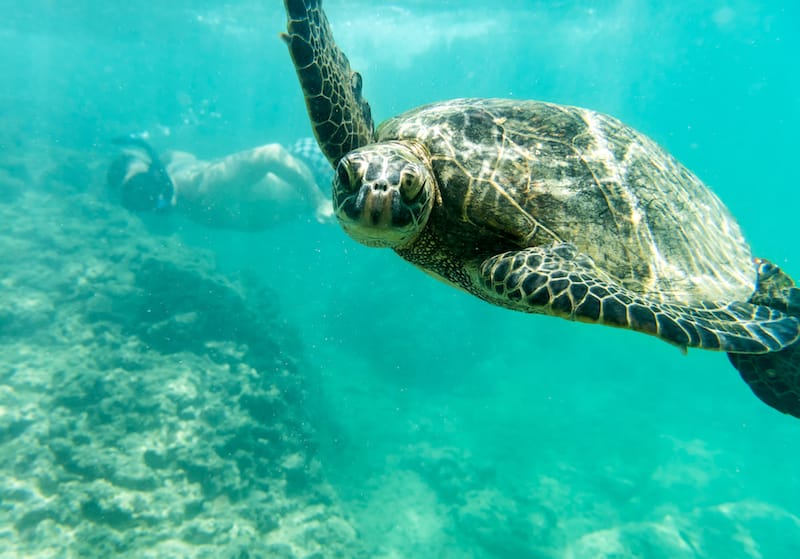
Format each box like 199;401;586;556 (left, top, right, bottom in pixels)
2;1;799;557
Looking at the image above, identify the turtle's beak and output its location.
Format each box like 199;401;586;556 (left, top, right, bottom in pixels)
339;181;415;235
335;184;417;248
353;182;398;228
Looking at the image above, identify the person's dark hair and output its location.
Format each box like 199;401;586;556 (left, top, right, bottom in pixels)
106;153;135;194
108;136;174;212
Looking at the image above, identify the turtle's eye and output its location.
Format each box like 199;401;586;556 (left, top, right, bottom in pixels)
400;166;423;202
336;160;352;189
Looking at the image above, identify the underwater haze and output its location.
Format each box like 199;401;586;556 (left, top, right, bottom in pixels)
1;1;800;557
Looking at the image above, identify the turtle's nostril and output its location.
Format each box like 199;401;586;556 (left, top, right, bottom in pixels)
372;180;388;192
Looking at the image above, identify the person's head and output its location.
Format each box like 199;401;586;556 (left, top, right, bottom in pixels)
107;151;174;212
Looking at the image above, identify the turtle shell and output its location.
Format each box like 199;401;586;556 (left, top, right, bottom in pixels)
379;98;755;306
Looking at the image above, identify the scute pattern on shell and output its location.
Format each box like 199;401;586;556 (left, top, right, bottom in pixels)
380;98;755;306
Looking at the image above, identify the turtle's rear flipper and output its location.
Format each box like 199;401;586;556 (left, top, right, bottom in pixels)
728;259;800;418
480;244;800;354
282;0;375;166
729;350;800;418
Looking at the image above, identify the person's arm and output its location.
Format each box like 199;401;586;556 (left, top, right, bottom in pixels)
201;144;332;222
170;144;333;229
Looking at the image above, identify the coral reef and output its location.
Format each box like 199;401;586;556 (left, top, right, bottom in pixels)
0;163;358;557
342;439;800;559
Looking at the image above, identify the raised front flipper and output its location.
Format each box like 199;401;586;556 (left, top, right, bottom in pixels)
479;244;800;353
282;0;375;166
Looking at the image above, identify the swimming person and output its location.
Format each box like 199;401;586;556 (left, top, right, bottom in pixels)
107;135;333;231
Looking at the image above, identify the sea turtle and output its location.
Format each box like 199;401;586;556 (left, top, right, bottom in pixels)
281;0;800;418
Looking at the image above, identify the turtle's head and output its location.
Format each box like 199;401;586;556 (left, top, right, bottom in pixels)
333;141;435;249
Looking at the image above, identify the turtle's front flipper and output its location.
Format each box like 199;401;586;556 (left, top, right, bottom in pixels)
282;0;375;166
728;259;800;418
479;244;800;354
